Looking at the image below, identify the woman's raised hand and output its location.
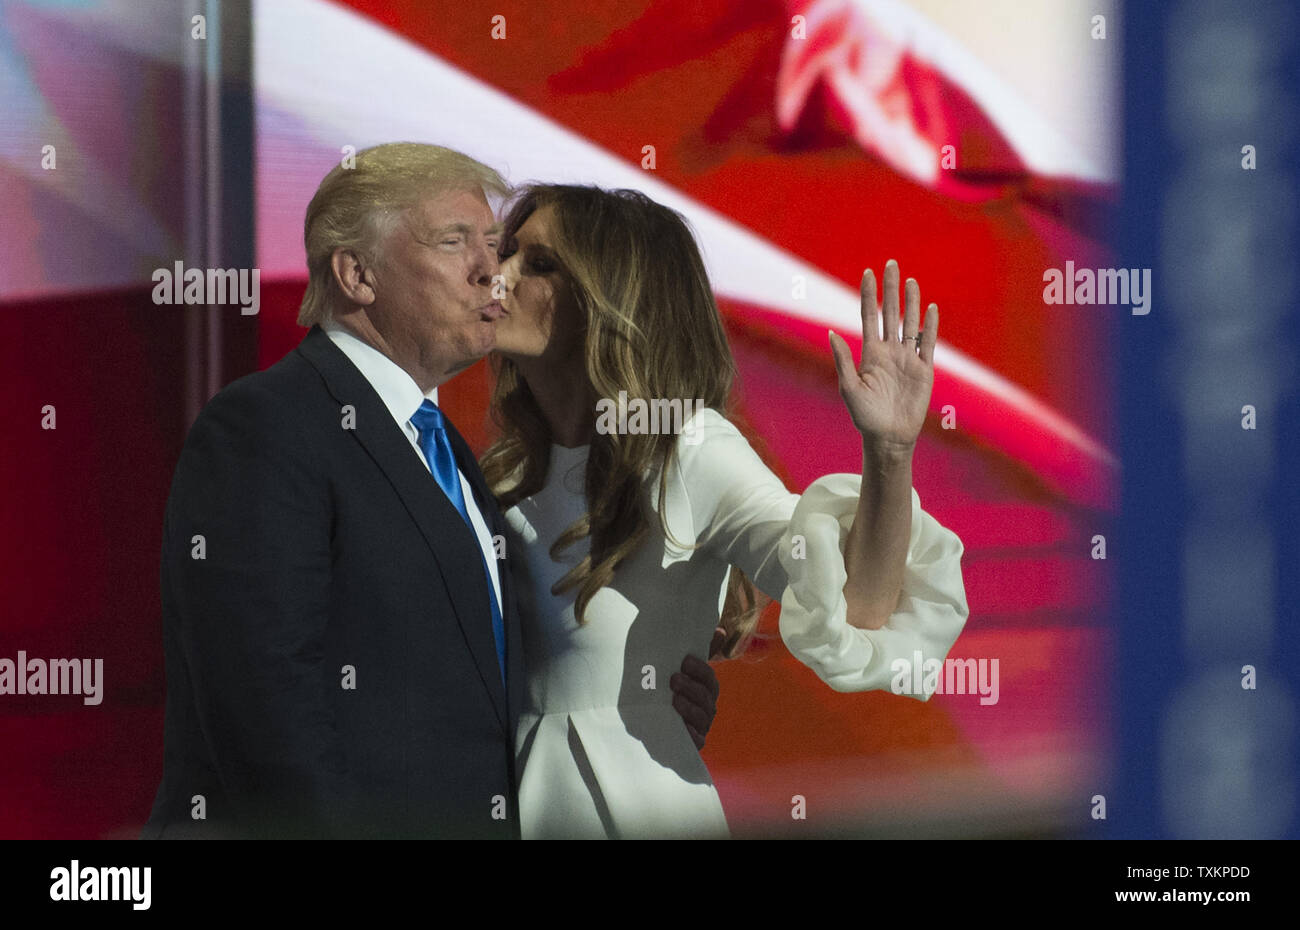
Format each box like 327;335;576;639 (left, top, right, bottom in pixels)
828;259;937;456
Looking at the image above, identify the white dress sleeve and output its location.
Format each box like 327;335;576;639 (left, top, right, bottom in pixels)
672;407;970;700
776;475;969;698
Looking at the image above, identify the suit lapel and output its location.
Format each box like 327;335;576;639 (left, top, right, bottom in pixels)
296;326;508;730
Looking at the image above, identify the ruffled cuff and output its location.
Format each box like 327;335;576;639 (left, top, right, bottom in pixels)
776;474;970;698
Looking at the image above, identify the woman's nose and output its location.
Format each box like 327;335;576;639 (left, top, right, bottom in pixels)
497;257;519;292
491;269;512;301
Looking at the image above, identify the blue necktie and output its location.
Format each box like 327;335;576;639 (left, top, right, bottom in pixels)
410;399;506;687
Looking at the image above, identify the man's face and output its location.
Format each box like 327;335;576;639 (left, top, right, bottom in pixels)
368;187;503;384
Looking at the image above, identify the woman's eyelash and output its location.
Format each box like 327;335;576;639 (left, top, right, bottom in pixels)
497;238;556;273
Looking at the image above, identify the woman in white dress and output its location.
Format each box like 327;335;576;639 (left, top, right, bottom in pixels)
481;185;969;839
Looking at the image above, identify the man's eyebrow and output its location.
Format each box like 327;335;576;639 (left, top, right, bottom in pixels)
426;222;472;238
424;222;504;239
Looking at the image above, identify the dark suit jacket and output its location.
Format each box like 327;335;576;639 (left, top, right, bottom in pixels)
142;325;524;839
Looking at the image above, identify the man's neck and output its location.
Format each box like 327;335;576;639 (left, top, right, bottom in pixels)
328;309;442;394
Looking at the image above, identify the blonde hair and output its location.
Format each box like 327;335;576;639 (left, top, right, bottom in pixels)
480;185;769;658
298;143;509;326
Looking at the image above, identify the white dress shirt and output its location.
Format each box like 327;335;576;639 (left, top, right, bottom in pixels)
322;320;503;615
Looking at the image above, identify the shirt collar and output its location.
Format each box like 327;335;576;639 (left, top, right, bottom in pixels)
320;318;438;429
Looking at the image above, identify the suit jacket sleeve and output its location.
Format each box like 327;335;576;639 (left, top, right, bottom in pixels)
163;379;346;836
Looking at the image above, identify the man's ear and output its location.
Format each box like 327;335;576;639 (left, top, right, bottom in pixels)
330;248;377;306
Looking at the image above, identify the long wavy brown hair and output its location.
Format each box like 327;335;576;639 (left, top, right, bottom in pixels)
479;184;767;658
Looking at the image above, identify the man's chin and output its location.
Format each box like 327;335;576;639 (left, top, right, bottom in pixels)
438;334;494;381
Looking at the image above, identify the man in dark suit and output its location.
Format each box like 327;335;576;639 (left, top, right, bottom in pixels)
142;143;720;839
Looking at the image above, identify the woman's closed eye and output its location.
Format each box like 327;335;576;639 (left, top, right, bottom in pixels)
498;235;558;275
528;253;556;274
